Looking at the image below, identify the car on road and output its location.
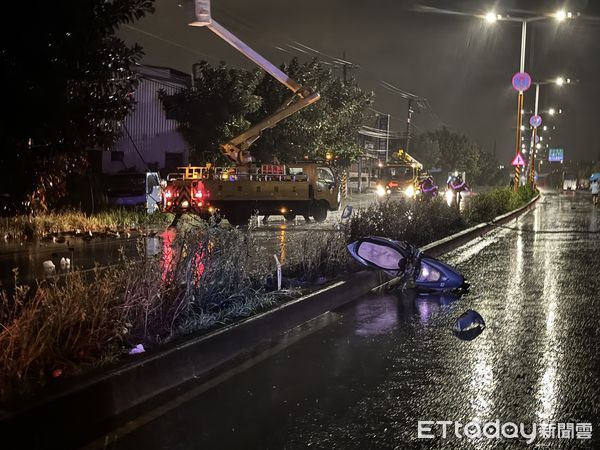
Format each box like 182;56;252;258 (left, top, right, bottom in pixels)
563;173;577;191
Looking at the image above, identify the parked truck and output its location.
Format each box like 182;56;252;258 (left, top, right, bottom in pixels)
162;0;340;225
164;162;340;225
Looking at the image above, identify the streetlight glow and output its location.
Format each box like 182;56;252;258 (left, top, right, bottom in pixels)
485;12;498;23
549;108;556;115
555;10;567;22
556;76;565;86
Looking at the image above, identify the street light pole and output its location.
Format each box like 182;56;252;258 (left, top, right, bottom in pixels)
483;10;575;191
526;76;572;187
513;20;527;192
528;83;540;187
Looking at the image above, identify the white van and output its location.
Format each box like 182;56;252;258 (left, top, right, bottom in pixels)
106;172;163;213
563;173;577;191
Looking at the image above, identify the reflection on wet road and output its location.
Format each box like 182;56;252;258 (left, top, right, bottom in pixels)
92;191;600;449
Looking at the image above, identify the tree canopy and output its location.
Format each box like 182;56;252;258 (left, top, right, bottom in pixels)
161;58;373;166
410;127;505;185
1;0;154;212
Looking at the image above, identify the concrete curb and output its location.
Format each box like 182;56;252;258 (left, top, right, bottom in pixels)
422;192;540;257
0;193;540;448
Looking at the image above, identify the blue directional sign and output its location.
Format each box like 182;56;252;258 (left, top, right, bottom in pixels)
512;72;532;92
548;148;564;162
530;115;542;128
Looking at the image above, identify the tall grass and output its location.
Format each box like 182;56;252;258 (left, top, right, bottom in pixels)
463;186;536;224
0;209;173;240
283;230;351;281
0;225;282;401
344;197;465;246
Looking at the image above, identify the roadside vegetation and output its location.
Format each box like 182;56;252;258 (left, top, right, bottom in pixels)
463;185;537;224
0;186;537;402
0;209;173;240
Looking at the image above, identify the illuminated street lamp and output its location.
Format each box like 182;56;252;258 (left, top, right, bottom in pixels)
554;9;575;22
555;10;567;22
483;12;576;190
526;77;573;186
485;12;498;23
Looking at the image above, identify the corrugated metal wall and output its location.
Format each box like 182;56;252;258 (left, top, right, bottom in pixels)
105;66;190;174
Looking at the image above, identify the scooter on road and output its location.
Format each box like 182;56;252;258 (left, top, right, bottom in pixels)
347;236;468;293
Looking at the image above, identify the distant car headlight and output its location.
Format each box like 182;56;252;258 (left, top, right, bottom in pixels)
405;185;414;198
376;185;387;197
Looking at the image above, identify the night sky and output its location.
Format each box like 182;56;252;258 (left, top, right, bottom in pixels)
120;0;600;164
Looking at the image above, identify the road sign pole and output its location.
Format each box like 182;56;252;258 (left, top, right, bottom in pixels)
514;92;524;191
528;84;541;188
528;126;537;187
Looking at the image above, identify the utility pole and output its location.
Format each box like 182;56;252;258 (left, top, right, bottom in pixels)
379;81;427;156
406;99;414;153
386;113;390;163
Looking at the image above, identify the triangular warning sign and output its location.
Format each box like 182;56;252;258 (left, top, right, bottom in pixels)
511;153;526;166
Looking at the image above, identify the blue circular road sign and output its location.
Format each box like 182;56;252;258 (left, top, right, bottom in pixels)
512;72;532;92
530;115;542;128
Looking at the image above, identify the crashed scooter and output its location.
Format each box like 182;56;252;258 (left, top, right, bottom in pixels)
347;236;469;293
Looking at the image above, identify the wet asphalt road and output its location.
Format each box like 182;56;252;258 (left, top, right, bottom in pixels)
89;190;600;449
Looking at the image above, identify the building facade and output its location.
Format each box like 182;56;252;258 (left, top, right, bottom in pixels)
98;65;191;175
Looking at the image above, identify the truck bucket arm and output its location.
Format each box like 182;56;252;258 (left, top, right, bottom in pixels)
221;92;320;164
187;1;320;163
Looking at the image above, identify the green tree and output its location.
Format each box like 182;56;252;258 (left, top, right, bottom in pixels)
1;0;154;212
409;133;441;170
160;62;264;163
250;58;374;166
161;58;373;166
411;127;503;185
